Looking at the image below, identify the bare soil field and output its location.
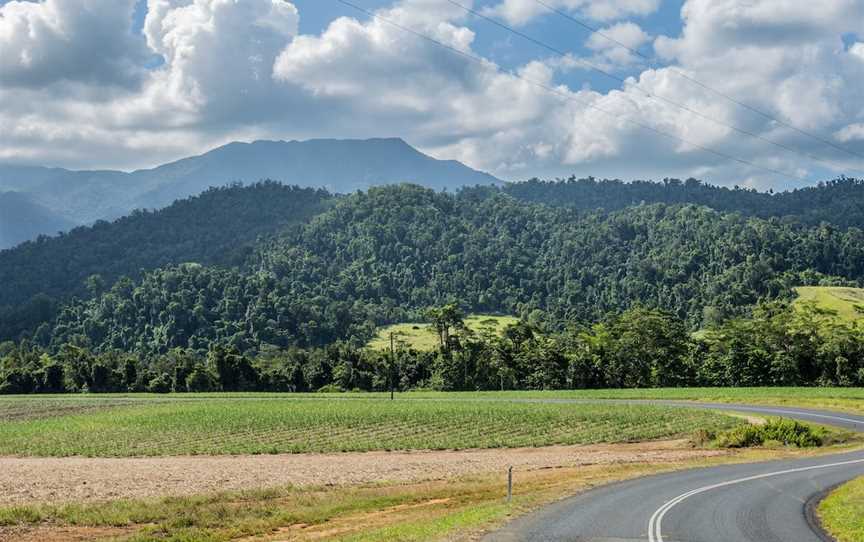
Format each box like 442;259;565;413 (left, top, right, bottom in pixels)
0;439;726;506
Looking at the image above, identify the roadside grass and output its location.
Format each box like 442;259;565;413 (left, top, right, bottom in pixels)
366;314;518;351
794;286;864;322
0;397;737;457
819;475;864;542
0;447;834;542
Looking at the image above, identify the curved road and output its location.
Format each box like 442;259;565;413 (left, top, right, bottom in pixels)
485;401;864;542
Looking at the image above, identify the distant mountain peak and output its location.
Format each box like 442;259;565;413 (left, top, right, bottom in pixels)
0;137;501;248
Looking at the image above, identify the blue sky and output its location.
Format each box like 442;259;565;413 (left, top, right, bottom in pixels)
126;0;686;92
1;0;863;190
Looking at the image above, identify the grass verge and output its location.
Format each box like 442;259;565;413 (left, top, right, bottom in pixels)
819;476;864;542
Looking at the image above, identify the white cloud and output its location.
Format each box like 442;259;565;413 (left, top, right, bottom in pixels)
483;0;660;27
586;22;650;67
0;0;148;88
273;1;585;174
0;0;302;169
851;42;864;62
0;0;863;191
836;123;864;142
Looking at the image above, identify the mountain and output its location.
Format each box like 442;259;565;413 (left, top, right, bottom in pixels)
129;138;501;211
3;183;863;351
0;138;501;248
0;192;75;250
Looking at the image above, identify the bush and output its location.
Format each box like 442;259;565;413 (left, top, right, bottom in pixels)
186;368;216;392
146;374;172;394
716;424;765;448
761;418;824;447
716;418;823;448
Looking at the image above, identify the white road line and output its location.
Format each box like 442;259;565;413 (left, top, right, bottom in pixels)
647;457;864;542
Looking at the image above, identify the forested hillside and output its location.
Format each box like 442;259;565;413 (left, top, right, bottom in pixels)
0;183;330;340
30;184;864;356
5;180;864;393
505;176;864;227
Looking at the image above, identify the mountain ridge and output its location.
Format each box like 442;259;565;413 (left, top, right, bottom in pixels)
0;138;501;249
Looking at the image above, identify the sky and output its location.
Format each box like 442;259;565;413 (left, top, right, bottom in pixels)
1;0;863;190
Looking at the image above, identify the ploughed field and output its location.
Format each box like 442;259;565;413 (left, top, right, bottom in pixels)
0;395;738;457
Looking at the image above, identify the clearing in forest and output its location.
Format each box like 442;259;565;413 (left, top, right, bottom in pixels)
367;314;518;351
794;286;864;322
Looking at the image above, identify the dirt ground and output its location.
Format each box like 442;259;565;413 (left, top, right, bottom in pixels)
0;439;728;506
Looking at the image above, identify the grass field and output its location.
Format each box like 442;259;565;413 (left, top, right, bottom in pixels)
404;387;864;415
819;475;864;542
794;286;864;321
367;314;519;351
0;395;739;457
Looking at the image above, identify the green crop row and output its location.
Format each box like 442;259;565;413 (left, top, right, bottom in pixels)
0;396;738;457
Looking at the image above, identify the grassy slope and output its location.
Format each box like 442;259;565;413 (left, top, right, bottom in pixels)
820;476;864;542
367;315;518;351
794;286;864;321
0;396;736;457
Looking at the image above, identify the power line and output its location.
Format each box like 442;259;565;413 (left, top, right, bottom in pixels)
444;0;864;177
529;0;864;164
331;0;806;182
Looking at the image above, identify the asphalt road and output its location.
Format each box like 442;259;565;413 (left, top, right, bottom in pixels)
485;402;864;542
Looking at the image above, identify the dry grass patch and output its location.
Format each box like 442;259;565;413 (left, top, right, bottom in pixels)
0;444;849;542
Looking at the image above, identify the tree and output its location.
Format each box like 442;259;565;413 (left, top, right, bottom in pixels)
425;304;466;351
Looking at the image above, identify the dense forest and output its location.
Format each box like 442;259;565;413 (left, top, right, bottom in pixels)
0;183;330;339
3;177;864;394
36;184;864;355
3;301;863;394
504;176;864;228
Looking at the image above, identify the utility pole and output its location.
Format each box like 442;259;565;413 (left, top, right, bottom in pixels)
389;331;395;401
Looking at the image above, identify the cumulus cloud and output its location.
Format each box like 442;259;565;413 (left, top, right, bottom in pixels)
483;0;660;27
273;0;585;174
851;42;864;62
0;0;148;88
585;22;650;68
0;0;863;190
0;0;303;169
141;0;299;121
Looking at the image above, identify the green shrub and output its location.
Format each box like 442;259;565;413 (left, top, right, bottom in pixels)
716;424;765;448
146;374;172;394
716;418;823;448
762;418;824;447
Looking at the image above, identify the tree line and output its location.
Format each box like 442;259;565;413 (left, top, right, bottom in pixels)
504;176;864;228
4;301;863;394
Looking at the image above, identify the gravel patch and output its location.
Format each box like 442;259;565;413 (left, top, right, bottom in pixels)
0;439;727;505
